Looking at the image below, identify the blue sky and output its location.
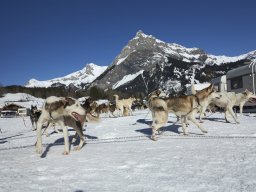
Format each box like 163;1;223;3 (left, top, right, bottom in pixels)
0;0;256;86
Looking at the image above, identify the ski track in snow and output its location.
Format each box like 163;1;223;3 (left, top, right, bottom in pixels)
1;110;256;192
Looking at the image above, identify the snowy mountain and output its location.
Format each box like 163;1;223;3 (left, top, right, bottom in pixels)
24;31;256;95
25;63;107;89
91;30;256;94
113;30;254;66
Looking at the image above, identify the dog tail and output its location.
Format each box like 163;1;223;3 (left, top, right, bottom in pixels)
86;113;99;123
191;83;196;95
152;106;167;112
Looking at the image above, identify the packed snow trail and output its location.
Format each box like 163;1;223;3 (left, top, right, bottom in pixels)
1;110;256;191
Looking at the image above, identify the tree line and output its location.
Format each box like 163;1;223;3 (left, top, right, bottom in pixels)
0;84;141;101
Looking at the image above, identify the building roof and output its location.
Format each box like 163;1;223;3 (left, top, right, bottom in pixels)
227;64;256;79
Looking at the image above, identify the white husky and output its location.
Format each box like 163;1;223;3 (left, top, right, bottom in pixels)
113;95;135;116
211;90;256;123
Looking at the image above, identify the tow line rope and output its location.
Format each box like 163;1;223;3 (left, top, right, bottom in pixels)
1;134;256;151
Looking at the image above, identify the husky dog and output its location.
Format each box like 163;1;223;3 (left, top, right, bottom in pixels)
193;85;223;122
148;84;221;140
30;105;41;131
148;91;169;140
36;96;86;155
81;97;94;113
44;122;61;137
30;105;62;135
65;113;98;150
148;90;206;140
44;109;99;148
211;89;256;123
108;102;117;117
113;95;136;116
62;115;85;151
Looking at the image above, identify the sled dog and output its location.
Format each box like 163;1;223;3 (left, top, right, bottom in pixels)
148;84;221;140
36;96;86;155
211;89;256;123
30;105;41;131
192;84;223;122
113;95;136;116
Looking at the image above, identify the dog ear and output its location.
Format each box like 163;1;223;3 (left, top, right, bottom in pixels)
156;90;161;96
209;84;214;90
243;89;250;95
65;97;76;107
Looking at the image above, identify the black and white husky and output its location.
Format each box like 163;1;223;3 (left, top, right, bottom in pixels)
30;105;41;131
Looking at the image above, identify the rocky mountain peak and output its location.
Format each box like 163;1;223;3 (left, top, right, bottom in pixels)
84;63;97;76
110;31;164;67
92;31;256;93
26;31;256;95
135;30;153;39
129;31;163;49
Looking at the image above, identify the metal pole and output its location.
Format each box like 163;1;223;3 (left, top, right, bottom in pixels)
141;72;148;94
249;59;256;94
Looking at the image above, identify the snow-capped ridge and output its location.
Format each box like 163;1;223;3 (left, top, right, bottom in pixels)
26;31;256;92
92;30;256;92
113;30;209;67
25;63;107;88
116;31;255;66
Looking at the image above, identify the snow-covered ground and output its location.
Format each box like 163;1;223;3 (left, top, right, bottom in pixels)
0;93;45;109
1;110;256;192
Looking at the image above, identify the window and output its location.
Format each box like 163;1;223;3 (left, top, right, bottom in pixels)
230;76;243;90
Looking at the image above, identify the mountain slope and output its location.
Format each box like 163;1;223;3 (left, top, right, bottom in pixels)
25;31;256;95
91;30;256;94
25;63;107;89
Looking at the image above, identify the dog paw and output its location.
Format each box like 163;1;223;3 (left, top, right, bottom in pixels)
151;136;157;141
74;146;81;151
62;151;69;155
36;148;42;154
202;129;208;133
